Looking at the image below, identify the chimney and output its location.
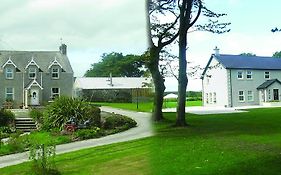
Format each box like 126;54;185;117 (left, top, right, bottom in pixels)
59;44;67;55
214;46;220;56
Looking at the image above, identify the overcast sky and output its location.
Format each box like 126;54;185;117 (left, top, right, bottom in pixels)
0;0;147;77
1;0;281;91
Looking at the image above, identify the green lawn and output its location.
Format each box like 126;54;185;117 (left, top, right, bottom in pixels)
0;138;151;175
1;108;281;175
94;100;202;112
151;108;281;175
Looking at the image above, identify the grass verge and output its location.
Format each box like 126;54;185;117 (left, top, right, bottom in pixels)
94;100;202;112
0;138;151;175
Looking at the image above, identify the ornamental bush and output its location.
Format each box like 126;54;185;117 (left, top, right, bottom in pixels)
0;109;15;127
103;114;137;130
43;96;101;131
74;127;101;140
87;107;101;127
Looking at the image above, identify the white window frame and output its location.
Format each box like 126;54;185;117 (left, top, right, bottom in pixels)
213;92;217;103
247;91;254;102
29;67;36;79
209;93;213;104
264;71;270;79
238;90;245;102
237;71;243;79
51;88;60;99
5;87;14;101
5;68;13;79
52;68;59;79
206;93;209;104
246;70;252;79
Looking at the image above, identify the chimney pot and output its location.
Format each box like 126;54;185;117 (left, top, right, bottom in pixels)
214;46;220;56
59;44;67;55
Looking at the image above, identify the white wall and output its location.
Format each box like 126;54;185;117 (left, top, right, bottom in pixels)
202;58;229;107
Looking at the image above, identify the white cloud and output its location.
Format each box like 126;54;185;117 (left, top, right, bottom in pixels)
0;0;147;77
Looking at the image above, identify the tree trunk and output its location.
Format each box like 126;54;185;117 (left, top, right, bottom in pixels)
176;0;189;126
148;47;165;121
176;31;188;126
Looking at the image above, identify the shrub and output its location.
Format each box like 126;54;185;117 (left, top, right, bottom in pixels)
87;107;101;127
74;127;101;140
103;114;137;130
29;132;60;175
0;109;15;127
29;108;44;124
43;96;91;130
7;133;29;153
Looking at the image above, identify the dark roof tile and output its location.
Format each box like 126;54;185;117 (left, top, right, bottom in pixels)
216;54;281;70
257;79;281;89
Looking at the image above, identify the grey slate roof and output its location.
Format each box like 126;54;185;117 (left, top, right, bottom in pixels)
201;54;281;78
0;50;73;73
216;54;281;70
257;79;281;89
74;77;152;90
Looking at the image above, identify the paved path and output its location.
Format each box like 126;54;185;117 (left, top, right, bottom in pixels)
162;106;247;115
0;107;153;168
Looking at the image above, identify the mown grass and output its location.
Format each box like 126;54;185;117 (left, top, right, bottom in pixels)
0;138;151;175
94;100;202;112
1;108;281;175
151;108;281;175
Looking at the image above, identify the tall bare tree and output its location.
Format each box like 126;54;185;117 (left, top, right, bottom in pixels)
146;0;230;123
146;0;180;121
176;0;230;126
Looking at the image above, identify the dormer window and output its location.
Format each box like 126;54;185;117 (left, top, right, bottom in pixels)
52;68;59;79
5;68;13;79
29;67;36;79
48;57;63;79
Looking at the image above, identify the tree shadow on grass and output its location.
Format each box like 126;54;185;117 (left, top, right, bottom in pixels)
157;108;281;138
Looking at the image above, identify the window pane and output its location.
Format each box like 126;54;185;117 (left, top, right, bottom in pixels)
6;88;13;93
239;91;243;95
29;68;36;78
52;88;59;93
239;96;244;101
6;68;13;79
52;68;59;78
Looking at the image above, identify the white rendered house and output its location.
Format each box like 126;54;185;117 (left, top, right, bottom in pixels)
201;48;281;107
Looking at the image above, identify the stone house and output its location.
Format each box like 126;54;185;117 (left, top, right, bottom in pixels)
0;44;73;108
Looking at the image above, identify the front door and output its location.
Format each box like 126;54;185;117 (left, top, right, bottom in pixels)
273;89;279;101
30;89;39;105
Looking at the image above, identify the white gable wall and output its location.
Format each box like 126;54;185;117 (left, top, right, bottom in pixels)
202;58;229;107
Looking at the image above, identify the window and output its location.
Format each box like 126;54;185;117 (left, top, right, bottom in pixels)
264;72;270;79
209;93;213;104
238;91;245;102
206;93;209;104
246;71;252;79
213;92;217;103
29;68;36;79
52;68;59;79
237;71;243;79
51;88;60;99
5;87;14;101
247;91;254;101
5;68;13;79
